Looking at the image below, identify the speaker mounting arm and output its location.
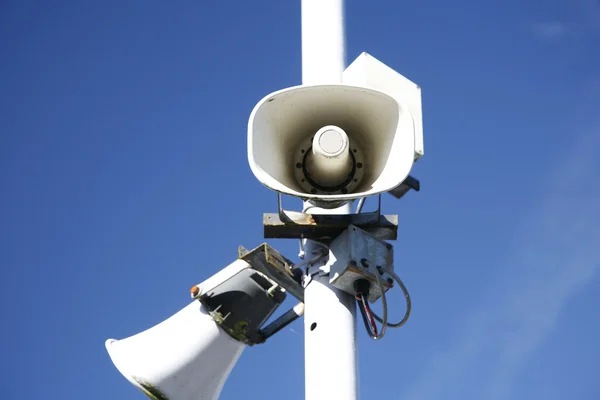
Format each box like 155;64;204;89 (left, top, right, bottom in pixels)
238;243;305;303
387;175;420;200
235;244;308;344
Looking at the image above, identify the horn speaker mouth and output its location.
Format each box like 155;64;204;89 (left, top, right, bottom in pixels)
247;84;415;203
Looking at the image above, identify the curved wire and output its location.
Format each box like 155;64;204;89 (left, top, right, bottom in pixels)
371;265;412;328
294;248;328;270
361;259;388;340
299;234;329;259
361;295;378;336
356;294;377;339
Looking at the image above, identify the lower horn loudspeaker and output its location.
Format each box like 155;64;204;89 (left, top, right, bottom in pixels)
106;301;244;400
105;259;286;400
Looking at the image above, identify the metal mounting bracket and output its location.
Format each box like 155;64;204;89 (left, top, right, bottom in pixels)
237;244;307;344
387;175;420;199
238;243;305;303
264;193;398;241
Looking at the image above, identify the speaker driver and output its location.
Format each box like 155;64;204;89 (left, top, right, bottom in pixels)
293;127;365;195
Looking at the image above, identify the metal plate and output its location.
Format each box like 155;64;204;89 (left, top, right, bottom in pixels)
238;243;304;302
263;211;398;241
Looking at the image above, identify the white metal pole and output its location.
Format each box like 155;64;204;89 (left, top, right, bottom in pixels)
301;0;346;85
303;267;357;400
301;1;358;399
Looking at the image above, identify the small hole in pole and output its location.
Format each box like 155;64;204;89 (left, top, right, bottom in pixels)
357;163;363;169
296;163;302;169
310;322;317;331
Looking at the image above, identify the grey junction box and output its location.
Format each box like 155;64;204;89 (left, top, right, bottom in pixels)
328;224;394;303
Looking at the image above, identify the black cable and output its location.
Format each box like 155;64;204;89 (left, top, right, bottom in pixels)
360;295;378;336
371;266;412;328
361;259;387;340
354;279;379;339
356;294;377;339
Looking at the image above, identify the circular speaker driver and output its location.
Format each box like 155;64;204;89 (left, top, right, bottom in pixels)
293;135;365;196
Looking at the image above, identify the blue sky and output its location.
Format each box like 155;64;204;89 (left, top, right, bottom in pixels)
1;1;599;399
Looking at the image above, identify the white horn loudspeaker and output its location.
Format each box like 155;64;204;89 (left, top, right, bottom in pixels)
105;259;287;400
247;53;423;208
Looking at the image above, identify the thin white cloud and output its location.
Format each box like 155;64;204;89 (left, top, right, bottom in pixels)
532;21;570;38
403;125;600;400
532;0;600;39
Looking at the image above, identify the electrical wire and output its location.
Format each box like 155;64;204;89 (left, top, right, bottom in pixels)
296;237;330;289
359;259;388;340
293;248;328;270
361;295;378;336
355;260;411;339
371;265;412;328
356;294;378;338
298;234;329;260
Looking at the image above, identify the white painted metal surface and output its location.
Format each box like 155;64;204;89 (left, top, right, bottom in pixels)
301;0;346;85
343;52;424;161
105;260;251;400
106;301;244;400
301;1;358;399
247;84;415;202
302;201;358;400
304;273;358;400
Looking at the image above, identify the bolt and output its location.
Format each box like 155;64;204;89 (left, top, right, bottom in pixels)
190;285;200;297
387;278;393;284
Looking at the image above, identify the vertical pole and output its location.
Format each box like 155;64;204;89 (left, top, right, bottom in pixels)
301;0;346;85
301;1;358;400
